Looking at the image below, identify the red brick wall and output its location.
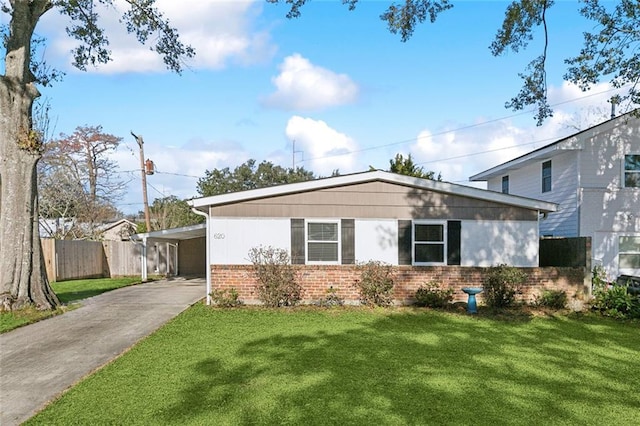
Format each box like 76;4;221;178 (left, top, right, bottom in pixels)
211;265;590;305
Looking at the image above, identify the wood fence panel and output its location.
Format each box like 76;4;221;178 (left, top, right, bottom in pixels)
103;240;141;277
41;238;57;283
54;240;103;281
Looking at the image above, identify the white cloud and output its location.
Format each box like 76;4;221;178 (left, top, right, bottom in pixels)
40;0;274;73
263;54;359;111
285;116;357;175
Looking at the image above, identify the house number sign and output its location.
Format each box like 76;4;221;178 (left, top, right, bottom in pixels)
213;233;225;239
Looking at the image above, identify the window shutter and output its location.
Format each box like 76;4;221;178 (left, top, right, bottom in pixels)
291;218;305;264
447;220;461;265
398;220;412;265
341;219;355;264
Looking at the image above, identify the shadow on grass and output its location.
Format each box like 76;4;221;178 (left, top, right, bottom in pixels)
161;309;640;425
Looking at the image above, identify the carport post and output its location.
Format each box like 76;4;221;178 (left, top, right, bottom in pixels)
191;208;211;305
141;236;148;282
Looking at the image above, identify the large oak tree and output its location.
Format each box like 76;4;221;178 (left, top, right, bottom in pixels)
269;0;640;124
0;0;193;310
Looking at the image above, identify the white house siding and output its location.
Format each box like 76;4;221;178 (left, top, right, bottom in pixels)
460;220;539;267
209;218;290;265
487;151;579;237
354;219;398;264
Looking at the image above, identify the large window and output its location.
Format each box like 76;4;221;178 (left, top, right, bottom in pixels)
502;175;509;194
413;222;446;265
619;236;640;271
624;154;640;188
542;160;552;193
307;221;339;263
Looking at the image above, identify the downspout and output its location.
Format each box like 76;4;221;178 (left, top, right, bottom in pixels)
191;207;211;305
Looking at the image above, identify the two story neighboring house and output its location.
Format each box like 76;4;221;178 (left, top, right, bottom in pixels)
470;111;640;280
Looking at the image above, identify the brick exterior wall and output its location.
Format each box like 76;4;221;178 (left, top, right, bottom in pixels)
211;265;590;305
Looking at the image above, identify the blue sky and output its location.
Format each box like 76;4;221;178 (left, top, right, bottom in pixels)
5;0;632;214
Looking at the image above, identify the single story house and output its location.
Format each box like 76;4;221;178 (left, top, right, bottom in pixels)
188;170;587;305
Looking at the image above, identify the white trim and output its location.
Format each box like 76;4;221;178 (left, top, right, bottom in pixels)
305;219;341;265
412;220;447;266
623;153;640;189
188;170;557;213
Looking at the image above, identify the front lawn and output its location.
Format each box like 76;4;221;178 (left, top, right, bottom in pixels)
0;277;143;333
27;305;640;425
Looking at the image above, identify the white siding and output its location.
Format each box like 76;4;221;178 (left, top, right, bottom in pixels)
210;218;290;264
461;220;539;267
354;219;398;264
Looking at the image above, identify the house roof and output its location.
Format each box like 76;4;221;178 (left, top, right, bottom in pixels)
188;170;557;213
131;223;206;241
469;110;637;181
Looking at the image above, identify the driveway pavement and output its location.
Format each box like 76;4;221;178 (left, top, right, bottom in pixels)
0;277;205;426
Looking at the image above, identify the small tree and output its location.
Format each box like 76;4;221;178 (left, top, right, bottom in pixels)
248;246;301;307
354;261;395;307
482;264;527;308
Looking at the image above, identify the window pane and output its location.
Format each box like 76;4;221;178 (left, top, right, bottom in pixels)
415;244;444;263
542;160;552;192
620;254;640;269
625;172;640;188
620;236;640;252
625;154;640;171
308;223;338;241
502;176;509;194
308;242;338;262
415;224;443;242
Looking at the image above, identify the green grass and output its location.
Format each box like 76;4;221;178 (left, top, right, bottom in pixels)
26;305;640;425
0;277;142;333
52;276;142;304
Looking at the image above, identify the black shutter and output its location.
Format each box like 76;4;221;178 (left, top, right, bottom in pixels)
447;220;461;265
398;220;412;265
341;219;355;264
291;218;305;264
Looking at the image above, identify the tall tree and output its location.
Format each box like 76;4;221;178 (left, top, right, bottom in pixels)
39;125;125;239
0;1;193;310
268;0;640;124
148;195;204;232
387;153;441;180
197;159;316;197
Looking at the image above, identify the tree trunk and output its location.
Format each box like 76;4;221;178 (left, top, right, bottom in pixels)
0;0;59;310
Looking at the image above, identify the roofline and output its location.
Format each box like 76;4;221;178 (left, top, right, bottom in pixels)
131;223;206;241
188;170;557;213
469;109;638;181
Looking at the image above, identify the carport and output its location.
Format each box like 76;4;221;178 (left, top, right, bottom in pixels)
131;223;206;281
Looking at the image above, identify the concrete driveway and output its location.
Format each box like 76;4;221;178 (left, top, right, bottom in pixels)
0;277;205;426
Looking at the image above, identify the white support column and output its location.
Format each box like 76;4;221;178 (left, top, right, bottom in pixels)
141;236;148;282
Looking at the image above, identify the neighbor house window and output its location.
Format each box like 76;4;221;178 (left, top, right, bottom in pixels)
306;221;339;263
502;176;509;194
413;222;446;265
619;236;640;271
624;154;640;188
542;160;552;193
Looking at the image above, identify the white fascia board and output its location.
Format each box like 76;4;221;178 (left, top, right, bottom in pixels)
131;223;206;241
189;170;557;214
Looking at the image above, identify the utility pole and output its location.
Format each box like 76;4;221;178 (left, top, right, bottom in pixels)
131;131;151;232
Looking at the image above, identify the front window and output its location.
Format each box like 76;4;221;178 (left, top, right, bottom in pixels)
542;160;552;193
413;222;445;265
619;236;640;271
502;176;509;194
624;154;640;188
307;221;339;263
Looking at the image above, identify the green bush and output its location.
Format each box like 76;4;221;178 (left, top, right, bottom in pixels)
354;261;395;307
591;267;640;319
248;246;302;307
316;286;345;307
534;289;567;309
483;264;527;308
414;281;454;308
210;288;243;307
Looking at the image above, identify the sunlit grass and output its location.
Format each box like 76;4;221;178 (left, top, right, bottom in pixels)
26;305;640;425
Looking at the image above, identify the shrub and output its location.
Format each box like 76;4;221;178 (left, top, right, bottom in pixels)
482;264;527;308
248;246;301;307
591;268;640;319
354;261;395;307
534;289;567;309
209;288;243;307
414;281;454;308
316;286;345;307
